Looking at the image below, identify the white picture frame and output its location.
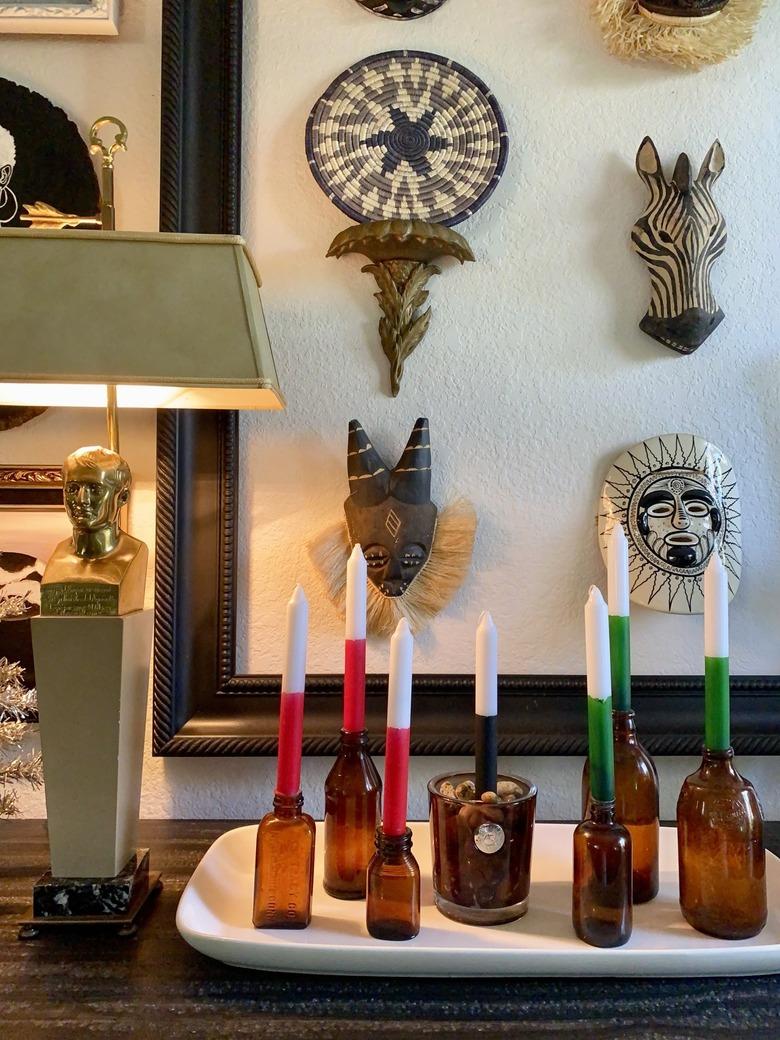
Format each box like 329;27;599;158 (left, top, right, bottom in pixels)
0;0;119;36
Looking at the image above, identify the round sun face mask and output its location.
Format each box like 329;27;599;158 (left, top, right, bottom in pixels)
598;433;741;614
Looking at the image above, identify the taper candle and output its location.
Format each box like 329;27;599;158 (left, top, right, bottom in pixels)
344;544;367;732
475;611;498;797
607;523;631;713
383;619;414;837
585;586;615;803
704;553;730;751
276;584;308;797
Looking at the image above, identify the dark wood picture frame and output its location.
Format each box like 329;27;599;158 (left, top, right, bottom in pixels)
152;0;780;758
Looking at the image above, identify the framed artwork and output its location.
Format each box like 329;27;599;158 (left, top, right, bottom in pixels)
0;76;100;432
0;1;119;36
151;1;779;760
0;465;67;686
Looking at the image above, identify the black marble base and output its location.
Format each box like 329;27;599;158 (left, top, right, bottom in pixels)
32;849;150;918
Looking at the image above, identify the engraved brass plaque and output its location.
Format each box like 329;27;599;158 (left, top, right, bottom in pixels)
40;582;120;617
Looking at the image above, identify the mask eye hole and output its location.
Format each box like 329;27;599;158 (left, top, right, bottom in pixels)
645;502;674;518
685;501;710;517
400;544;426;568
363;545;390;570
658;230;674;245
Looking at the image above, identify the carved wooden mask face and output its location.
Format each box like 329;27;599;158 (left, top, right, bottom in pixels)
344;419;438;597
632;137;726;355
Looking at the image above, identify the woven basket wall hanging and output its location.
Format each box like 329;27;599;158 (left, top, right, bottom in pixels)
353;0;450;18
305;50;508;228
307;50;507;396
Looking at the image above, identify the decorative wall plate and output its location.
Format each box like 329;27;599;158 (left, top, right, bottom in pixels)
306;50;508;227
353;0;450;18
598;434;741;615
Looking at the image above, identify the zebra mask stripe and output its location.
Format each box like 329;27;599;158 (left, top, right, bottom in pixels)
632;136;726;355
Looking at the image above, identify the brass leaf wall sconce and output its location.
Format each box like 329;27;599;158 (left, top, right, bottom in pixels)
306;50;508;397
327;220;474;396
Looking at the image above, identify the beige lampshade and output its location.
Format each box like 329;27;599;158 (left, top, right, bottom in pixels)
0;229;284;410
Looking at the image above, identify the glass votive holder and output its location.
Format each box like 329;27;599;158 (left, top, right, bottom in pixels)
428;771;537;926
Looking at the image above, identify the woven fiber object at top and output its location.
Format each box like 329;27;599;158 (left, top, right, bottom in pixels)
353;0;450;18
305;50;508;227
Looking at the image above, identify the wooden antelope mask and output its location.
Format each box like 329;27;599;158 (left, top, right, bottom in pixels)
344;419;437;597
632;137;726;355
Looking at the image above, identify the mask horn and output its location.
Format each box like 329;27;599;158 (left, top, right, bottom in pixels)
347;420;389;506
391;417;432;505
672;152;692;194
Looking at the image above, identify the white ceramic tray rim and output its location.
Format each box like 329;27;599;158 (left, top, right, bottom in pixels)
176;822;780;977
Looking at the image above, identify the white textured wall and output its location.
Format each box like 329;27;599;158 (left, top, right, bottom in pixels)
5;0;780;821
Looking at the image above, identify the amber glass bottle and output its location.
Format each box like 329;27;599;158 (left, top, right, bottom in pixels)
583;710;659;904
573;800;632;948
253;792;316;929
366;827;420;941
677;748;766;940
324;729;382;899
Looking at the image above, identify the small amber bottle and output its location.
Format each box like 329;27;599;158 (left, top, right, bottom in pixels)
573;799;632;948
324;729;382;899
366;827;420;941
253;792;316;929
677;748;766;940
583;710;659;904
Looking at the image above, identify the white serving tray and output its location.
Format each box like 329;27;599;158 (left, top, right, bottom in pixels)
176;822;780;977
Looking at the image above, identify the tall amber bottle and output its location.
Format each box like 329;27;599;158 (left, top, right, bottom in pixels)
678;555;768;940
677;748;766;940
573;800;633;948
583;710;659;903
574;588;633;949
253;792;316;929
366;827;420;941
324;729;382;899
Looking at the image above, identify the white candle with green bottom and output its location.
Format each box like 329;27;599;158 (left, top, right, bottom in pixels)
704;553;730;751
608;524;631;713
603;522;659;903
573;586;632;948
585;586;615;803
676;552;767;940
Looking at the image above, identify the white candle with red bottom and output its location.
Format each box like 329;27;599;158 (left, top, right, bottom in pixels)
382;619;414;836
275;584;308;797
344;544;367;732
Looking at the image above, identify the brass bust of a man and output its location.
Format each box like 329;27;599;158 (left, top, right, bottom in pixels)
41;446;147;617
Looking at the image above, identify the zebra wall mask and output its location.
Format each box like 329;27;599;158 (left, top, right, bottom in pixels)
632;137;726;356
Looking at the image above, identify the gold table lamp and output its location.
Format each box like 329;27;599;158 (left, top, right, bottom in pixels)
0;228;284;936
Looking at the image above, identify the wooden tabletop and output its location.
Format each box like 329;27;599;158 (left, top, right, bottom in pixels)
1;820;778;1040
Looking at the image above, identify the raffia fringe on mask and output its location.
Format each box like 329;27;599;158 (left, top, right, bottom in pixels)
308;499;477;638
592;0;764;69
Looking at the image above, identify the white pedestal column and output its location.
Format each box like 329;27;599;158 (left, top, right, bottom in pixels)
32;610;153;878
